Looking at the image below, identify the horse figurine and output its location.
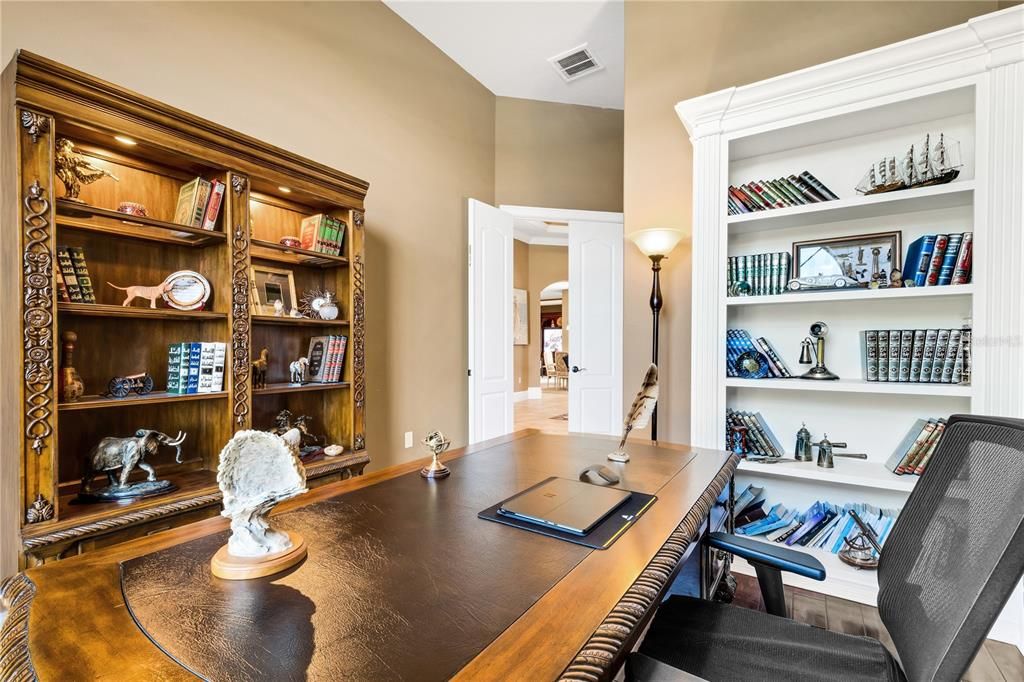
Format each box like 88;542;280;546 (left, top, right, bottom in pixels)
288;357;308;384
252;348;269;389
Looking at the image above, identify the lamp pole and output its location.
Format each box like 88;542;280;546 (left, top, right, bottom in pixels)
648;255;664;442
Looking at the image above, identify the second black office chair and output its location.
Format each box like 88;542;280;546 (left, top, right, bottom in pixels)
630;414;1024;682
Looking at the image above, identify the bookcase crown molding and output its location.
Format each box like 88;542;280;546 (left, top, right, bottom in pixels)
675;5;1024;140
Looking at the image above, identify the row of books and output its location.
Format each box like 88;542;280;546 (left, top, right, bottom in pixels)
167;342;226;394
300;214;346;256
903;232;972;286
305;335;348;383
886;417;946;476
860;327;971;384
173;177;225;231
726;252;792;296
727;171;840;215
726;408;784;457
55;245;95;303
727;485;899;557
726;330;793;378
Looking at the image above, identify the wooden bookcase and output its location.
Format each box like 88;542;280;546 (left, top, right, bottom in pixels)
677;8;1023;643
2;52;370;567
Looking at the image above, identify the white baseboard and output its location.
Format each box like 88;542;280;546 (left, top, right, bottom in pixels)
513;391;529;403
527;386;542;400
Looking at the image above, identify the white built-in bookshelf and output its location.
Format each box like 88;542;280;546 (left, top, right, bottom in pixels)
677;7;1024;646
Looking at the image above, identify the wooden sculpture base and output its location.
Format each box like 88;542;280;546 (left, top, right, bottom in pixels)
211;532;307;580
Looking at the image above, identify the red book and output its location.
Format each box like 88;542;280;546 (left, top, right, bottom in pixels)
751;182;785;209
729;186;757;211
951;232;973;284
925;234;949;286
201;180;225;231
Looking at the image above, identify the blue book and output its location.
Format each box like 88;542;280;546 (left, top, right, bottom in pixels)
166;344;183;394
831;513;858;553
186;342;202;394
905;235;937;287
937;234;962;286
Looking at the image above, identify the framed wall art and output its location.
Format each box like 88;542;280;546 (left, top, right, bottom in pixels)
791;231;902;288
250;265;298;315
513;288;528;345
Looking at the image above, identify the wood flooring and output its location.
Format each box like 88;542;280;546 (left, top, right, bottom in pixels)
732;574;1024;681
513;387;569;435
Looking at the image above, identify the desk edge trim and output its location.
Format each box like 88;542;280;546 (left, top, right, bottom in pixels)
0;573;36;681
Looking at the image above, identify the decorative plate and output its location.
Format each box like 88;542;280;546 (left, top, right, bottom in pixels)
162;270;211;311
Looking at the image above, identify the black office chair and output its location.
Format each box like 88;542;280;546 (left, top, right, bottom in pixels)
630;414;1024;682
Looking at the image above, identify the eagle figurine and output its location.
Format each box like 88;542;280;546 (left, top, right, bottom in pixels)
55;137;119;201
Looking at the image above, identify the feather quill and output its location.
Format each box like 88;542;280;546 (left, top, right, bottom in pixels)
619;364;659;449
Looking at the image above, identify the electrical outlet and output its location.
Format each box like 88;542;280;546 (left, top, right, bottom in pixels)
404;431;413;448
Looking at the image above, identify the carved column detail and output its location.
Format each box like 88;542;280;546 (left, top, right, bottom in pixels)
23;180;54;458
231;174;247;196
0;573;37;681
227;173;252;429
25;494;54;525
352;252;366;451
20;110;49;144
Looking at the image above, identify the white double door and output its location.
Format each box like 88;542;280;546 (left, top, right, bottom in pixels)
467;199;622;443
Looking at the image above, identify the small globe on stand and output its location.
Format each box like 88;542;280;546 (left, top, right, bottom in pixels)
420;430;451;479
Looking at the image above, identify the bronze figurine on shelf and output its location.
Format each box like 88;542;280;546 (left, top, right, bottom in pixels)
252;348;269;389
289;356;309;384
269;410;324;461
78;429;186;502
55;137;119;203
420;431;451;479
59;330;85;402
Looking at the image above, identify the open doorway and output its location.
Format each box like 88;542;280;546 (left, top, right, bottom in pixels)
467;200;622;443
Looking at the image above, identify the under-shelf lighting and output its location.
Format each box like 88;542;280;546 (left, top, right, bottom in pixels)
114;135;137;146
278;186;292;193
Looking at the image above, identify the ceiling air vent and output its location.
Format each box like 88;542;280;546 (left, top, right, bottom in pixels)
549;44;603;83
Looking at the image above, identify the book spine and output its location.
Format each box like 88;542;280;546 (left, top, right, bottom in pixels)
951;329;968;384
333;336;348;382
769;253;779;295
898;329;914;382
788;174;823;202
178;342;190;393
741;184;769;210
936;233;962;286
67;247;96;303
799;171;839;201
914;419;948;475
876;330;889;383
924;234;949;286
191;180;212;227
197;342;215;393
919;329;938;383
728;186;755;211
930;329;951;382
905;419;943;474
913;235;937;287
57;246;84;302
187;342;201;394
324;336;339;383
886;419;926;472
755;338;790;377
862;330;879;381
55;267;70;302
300;215;323;251
306;336;330;382
212;342;226;392
909;329;926;382
780;252;791;293
201;180;225;231
896;419;936;474
940;329;962;383
173;178;200;225
887;330;900;382
166;344;182;394
751;182;784;209
766;180;795;207
951;232;973;284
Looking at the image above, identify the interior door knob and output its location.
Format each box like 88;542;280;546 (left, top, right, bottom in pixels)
571;366;586;373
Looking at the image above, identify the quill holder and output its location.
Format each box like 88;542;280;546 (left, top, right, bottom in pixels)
609;364;659;463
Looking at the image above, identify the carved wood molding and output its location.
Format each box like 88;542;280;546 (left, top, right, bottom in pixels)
230;175;246;197
230;216;251;428
0;573;37;682
24;495;54;525
22;180;54;459
352;253;366;451
19;110;48;143
557;456;739;682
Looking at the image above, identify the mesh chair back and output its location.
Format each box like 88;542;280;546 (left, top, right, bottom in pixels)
877;414;1024;682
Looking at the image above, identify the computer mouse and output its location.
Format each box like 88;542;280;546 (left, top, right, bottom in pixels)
579;464;621;486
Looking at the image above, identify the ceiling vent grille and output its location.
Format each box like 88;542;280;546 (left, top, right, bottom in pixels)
549;44;603;83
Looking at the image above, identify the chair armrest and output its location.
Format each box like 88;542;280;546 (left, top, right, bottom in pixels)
707;532;826;581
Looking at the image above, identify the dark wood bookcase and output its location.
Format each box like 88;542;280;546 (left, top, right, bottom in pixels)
2;52;369;567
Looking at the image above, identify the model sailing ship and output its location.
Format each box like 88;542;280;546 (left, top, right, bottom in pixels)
856;133;962;195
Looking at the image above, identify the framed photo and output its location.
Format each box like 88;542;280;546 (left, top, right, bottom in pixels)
791;231;902;288
250;265;298;315
512;289;528;345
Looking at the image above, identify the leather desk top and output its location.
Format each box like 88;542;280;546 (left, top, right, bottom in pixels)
2;431;737;682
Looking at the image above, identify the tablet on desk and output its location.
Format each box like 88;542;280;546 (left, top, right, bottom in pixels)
498;478;632;536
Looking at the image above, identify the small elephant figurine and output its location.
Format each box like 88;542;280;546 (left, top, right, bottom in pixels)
80;429;186;498
289;357;308;384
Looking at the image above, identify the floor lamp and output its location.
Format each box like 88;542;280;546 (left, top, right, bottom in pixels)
629;228;685;442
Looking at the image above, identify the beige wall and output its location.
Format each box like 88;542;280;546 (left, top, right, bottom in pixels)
527;245;569;387
495;96;623;213
2;1;496;473
513;239;530;392
623;0;1006;444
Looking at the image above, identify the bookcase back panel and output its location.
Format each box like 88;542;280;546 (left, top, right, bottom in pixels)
729;113;975;205
726;388;971;465
56;399;230;489
250;196;314;245
251;392;350;447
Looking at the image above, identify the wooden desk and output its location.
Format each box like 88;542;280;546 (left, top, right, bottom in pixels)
0;431;737;681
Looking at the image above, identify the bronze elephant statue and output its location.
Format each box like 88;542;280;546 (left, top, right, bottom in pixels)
81;429;186;492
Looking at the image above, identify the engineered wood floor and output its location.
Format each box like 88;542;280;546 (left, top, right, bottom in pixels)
513;386;568;435
733;574;1024;681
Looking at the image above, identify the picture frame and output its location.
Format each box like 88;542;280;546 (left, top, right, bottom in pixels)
791;231;902;288
250;265;298;315
512;288;528;345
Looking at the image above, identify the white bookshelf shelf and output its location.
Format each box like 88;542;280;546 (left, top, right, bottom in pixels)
725;378;972;397
737;458;917;493
732;541;879;605
726;181;975;235
726;284;973;307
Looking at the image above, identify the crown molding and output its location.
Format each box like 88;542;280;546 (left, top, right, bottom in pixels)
676;6;1024;140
